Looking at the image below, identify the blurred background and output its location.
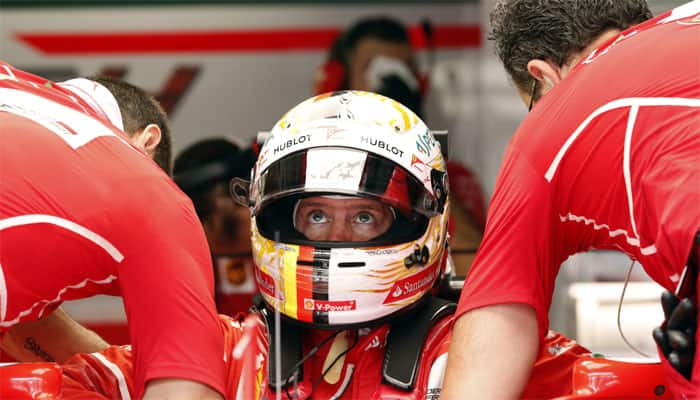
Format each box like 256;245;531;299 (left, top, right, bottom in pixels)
0;0;688;359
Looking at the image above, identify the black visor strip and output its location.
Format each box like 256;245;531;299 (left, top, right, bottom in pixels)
358;155;393;194
312;247;331;325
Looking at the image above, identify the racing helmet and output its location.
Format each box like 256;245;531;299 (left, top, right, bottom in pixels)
245;90;450;329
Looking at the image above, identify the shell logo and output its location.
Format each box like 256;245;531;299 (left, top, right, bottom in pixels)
304;299;315;310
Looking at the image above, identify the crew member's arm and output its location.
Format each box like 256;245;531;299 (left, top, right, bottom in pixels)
442;304;538;399
1;307;108;362
440;147;558;399
143;379;223;400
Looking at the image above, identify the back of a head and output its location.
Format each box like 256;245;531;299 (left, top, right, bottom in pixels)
174;138;256;221
338;16;411;66
91;76;172;173
489;0;652;92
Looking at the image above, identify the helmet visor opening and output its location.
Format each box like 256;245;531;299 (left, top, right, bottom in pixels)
253;147;438;247
256;193;429;248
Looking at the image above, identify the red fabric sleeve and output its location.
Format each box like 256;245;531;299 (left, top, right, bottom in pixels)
61;345;134;399
522;331;591;399
221;313;269;399
58;314;268;399
117;193;226;398
456;146;561;338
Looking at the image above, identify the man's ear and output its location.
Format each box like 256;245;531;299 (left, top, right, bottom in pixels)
526;59;561;93
131;124;161;158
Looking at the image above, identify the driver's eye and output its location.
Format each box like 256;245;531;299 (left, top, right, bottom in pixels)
354;212;374;224
309;210;328;224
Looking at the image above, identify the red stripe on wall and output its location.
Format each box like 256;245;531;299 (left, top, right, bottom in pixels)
16;24;481;55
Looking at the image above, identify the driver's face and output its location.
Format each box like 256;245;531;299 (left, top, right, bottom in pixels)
294;196;394;242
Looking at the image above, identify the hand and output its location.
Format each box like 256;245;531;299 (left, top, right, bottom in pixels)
653;290;696;379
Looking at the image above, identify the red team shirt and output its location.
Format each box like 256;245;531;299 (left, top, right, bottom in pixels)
458;6;700;342
0;63;226;397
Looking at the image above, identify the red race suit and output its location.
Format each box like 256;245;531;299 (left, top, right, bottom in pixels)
57;313;610;399
457;3;700;398
0;62;226;397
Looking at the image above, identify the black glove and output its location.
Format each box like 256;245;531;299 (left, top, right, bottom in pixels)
653;290;697;379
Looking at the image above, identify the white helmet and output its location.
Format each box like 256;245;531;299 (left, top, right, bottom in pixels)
246;91;449;328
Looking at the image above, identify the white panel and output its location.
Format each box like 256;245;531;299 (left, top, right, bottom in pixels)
569;282;664;359
62;295;127;324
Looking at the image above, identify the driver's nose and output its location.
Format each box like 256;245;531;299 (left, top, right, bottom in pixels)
326;219;352;242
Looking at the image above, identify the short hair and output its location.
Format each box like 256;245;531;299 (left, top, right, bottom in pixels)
334;16;411;66
489;0;652;92
91;76;172;174
173;138;257;221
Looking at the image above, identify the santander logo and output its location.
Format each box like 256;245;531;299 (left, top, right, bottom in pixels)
383;266;437;304
255;268;281;300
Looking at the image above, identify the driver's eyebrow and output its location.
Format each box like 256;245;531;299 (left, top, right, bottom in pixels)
298;201;324;208
348;204;383;211
335;202;386;212
298;200;387;212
